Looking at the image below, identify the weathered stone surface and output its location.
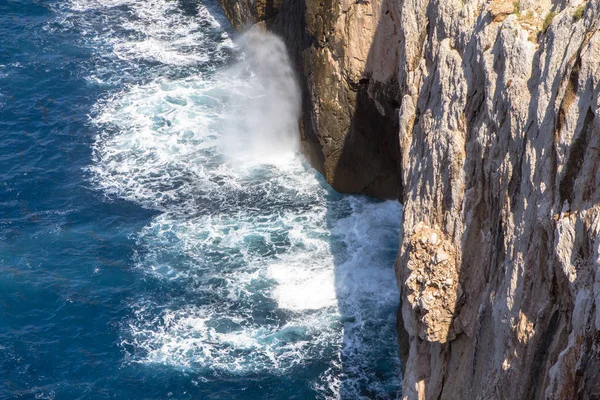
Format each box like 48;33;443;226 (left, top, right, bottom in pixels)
216;0;600;399
217;0;282;29
395;1;600;398
403;223;460;343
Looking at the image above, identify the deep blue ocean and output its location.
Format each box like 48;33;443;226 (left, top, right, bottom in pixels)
0;1;402;398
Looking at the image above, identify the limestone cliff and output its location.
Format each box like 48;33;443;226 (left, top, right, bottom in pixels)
216;0;600;398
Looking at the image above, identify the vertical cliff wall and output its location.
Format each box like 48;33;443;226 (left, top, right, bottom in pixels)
216;0;600;398
396;1;600;398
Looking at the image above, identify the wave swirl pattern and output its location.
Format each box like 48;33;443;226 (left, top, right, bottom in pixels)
66;0;404;397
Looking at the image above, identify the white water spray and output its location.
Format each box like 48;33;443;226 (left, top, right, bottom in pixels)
220;30;301;166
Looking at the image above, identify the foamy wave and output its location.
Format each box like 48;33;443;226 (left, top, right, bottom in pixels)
89;76;225;209
123;195;402;397
107;0;228;66
122;203;341;374
79;0;403;397
123;301;341;374
89;66;308;211
67;0;133;11
49;0;233;90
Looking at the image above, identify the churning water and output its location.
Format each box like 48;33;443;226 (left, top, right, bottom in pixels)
0;0;402;398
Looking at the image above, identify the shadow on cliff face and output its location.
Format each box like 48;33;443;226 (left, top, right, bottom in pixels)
332;69;403;200
318;2;404;397
326;11;404;200
332;77;403;199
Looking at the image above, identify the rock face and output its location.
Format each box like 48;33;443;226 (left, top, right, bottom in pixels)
217;0;600;398
404;223;460;344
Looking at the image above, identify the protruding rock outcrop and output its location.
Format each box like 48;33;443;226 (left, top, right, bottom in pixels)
216;0;600;398
402;223;460;344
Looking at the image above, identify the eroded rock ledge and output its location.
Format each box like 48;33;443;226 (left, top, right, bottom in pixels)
217;0;600;398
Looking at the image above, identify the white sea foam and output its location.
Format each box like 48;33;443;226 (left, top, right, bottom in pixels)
49;0;233;89
122;196;402;387
76;0;403;397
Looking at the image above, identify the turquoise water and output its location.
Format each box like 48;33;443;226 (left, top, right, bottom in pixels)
0;0;402;398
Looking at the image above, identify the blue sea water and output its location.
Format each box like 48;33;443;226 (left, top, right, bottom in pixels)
0;1;402;399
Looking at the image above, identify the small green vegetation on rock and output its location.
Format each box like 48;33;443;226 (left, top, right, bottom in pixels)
543;11;557;33
573;5;585;21
512;1;521;14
